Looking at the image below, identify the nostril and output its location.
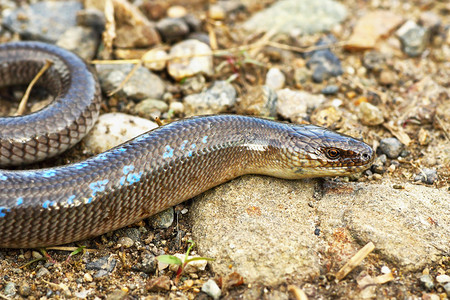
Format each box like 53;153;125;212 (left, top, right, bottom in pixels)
362;153;370;160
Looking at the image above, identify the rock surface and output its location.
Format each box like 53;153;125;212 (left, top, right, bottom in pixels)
242;0;347;34
190;176;449;284
2;1;82;42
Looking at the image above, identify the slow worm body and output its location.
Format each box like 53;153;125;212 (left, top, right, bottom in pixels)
0;42;374;248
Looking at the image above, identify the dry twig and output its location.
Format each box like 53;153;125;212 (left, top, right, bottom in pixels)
335;242;375;281
15;60;52;116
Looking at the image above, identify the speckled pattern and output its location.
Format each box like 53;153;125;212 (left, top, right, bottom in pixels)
0;43;374;249
0;41;101;166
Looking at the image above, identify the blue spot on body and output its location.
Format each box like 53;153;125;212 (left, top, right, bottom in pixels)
42;200;51;209
74;162;88;170
191;144;196;149
117;148;126;152
89;179;109;198
163;145;174;159
67;195;76;205
123;165;134;175
127;172;143;184
42;170;56;178
16;197;23;206
188;151;193;157
202;136;208;143
87;197;93;204
120;176;126;186
180;140;188;150
0;173;7;181
97;153;108;160
0;207;10;217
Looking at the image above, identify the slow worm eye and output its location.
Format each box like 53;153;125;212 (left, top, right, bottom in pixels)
325;148;340;159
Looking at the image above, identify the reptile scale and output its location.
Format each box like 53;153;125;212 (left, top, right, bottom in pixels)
0;42;374;248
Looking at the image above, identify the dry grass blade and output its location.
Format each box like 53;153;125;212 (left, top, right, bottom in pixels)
15;60;53;116
373;272;395;284
91;40;345;65
435;115;450;141
335;242;375;281
107;62;141;96
288;285;309;300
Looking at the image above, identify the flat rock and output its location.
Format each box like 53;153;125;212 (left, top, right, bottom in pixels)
242;0;347;35
2;1;82;43
189;176;323;285
189;176;449;285
345;10;403;50
317;181;449;269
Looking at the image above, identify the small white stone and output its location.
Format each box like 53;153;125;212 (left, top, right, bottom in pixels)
84;113;158;153
265;67;285;90
167;5;187;18
83;273;93;282
380;266;391;274
169;101;185;114
436;274;450;284
168;39;213;80
142;49;168;71
201;279;221;300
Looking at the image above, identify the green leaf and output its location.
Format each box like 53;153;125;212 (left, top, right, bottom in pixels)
156;255;182;266
185;257;215;263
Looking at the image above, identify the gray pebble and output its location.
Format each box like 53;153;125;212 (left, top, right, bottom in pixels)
184;81;236;116
414;168;438;185
362;51;387;72
36;267;50;278
180;74;207;95
156;18;190;43
201;279;221;300
76;8;105;32
56;26;100;60
86;255;117;278
96;64;165;100
306;35;343;83
379;138;404;159
149;207;174;229
4;282;16;297
372;154;387;174
182;14;202;32
420;274;435;290
135;99;169;119
187;32;211;46
117;237;134;248
133;252;157;274
321;85;339;95
397;20;430;57
123;228;141;242
18;283;32;297
237;85;277;117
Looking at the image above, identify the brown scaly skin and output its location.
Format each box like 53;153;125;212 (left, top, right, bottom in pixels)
0;43;374;248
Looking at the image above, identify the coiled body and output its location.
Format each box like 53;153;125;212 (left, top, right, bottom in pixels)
0;42;374;248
